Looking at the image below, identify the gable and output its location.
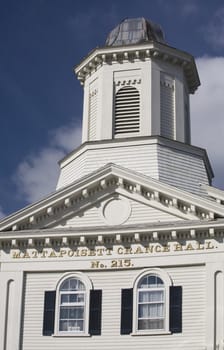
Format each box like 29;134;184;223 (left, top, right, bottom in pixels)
0;163;224;232
55;195;183;229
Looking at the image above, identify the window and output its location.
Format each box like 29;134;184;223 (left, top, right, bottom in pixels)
134;270;171;334
121;268;182;335
137;274;165;331
43;273;102;336
58;277;86;333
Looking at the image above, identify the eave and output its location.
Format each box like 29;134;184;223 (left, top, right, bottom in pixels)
1;219;224;250
201;184;224;204
74;42;200;94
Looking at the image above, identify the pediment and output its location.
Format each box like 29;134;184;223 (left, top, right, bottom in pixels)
54;193;184;229
0;163;224;232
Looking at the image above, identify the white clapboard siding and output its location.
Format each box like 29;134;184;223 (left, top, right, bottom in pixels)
56;142;209;198
126;199;182;224
56;143;159;189
157;145;210;196
56;198;182;228
59;205;104;228
22;265;206;350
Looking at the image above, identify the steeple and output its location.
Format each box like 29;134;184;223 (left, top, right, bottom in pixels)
56;18;212;197
75;18;199;144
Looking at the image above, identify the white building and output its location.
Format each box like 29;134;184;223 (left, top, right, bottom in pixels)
0;17;224;350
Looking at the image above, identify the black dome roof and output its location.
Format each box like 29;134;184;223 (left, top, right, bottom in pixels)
105;18;166;47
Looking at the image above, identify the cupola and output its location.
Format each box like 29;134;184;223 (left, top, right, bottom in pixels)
75;18;200;144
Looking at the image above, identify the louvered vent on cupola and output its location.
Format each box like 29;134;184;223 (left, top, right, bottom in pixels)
88;89;98;140
114;86;140;137
88;78;98;141
160;73;175;140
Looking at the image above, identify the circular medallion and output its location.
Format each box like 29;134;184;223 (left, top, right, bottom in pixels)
102;197;131;225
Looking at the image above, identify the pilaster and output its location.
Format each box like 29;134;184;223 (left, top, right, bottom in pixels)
0;271;24;350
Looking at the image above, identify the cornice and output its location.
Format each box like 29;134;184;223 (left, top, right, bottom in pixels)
201;184;224;204
74;42;200;93
58;136;213;176
1;219;224;250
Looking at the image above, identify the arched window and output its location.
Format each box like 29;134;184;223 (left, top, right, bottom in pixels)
58;277;86;333
43;273;102;336
131;269;174;335
137;274;165;331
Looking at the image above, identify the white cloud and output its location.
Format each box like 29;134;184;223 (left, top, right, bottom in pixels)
14;122;82;203
49;123;82;152
203;7;224;49
191;56;224;189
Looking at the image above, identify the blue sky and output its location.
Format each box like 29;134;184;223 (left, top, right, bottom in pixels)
0;0;224;217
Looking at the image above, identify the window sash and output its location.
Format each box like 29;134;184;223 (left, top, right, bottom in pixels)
138;303;164;318
138;319;165;330
60;291;85;305
139;289;164;302
137;287;165;330
59;320;84;332
59;289;86;333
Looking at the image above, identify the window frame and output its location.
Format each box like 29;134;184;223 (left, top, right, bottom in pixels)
132;268;172;335
54;273;92;337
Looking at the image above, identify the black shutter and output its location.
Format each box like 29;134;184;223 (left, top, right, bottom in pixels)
120;288;133;334
89;289;102;335
43;291;56;336
169;286;182;333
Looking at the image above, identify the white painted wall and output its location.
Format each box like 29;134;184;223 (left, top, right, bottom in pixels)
1;234;224;350
21;265;205;350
